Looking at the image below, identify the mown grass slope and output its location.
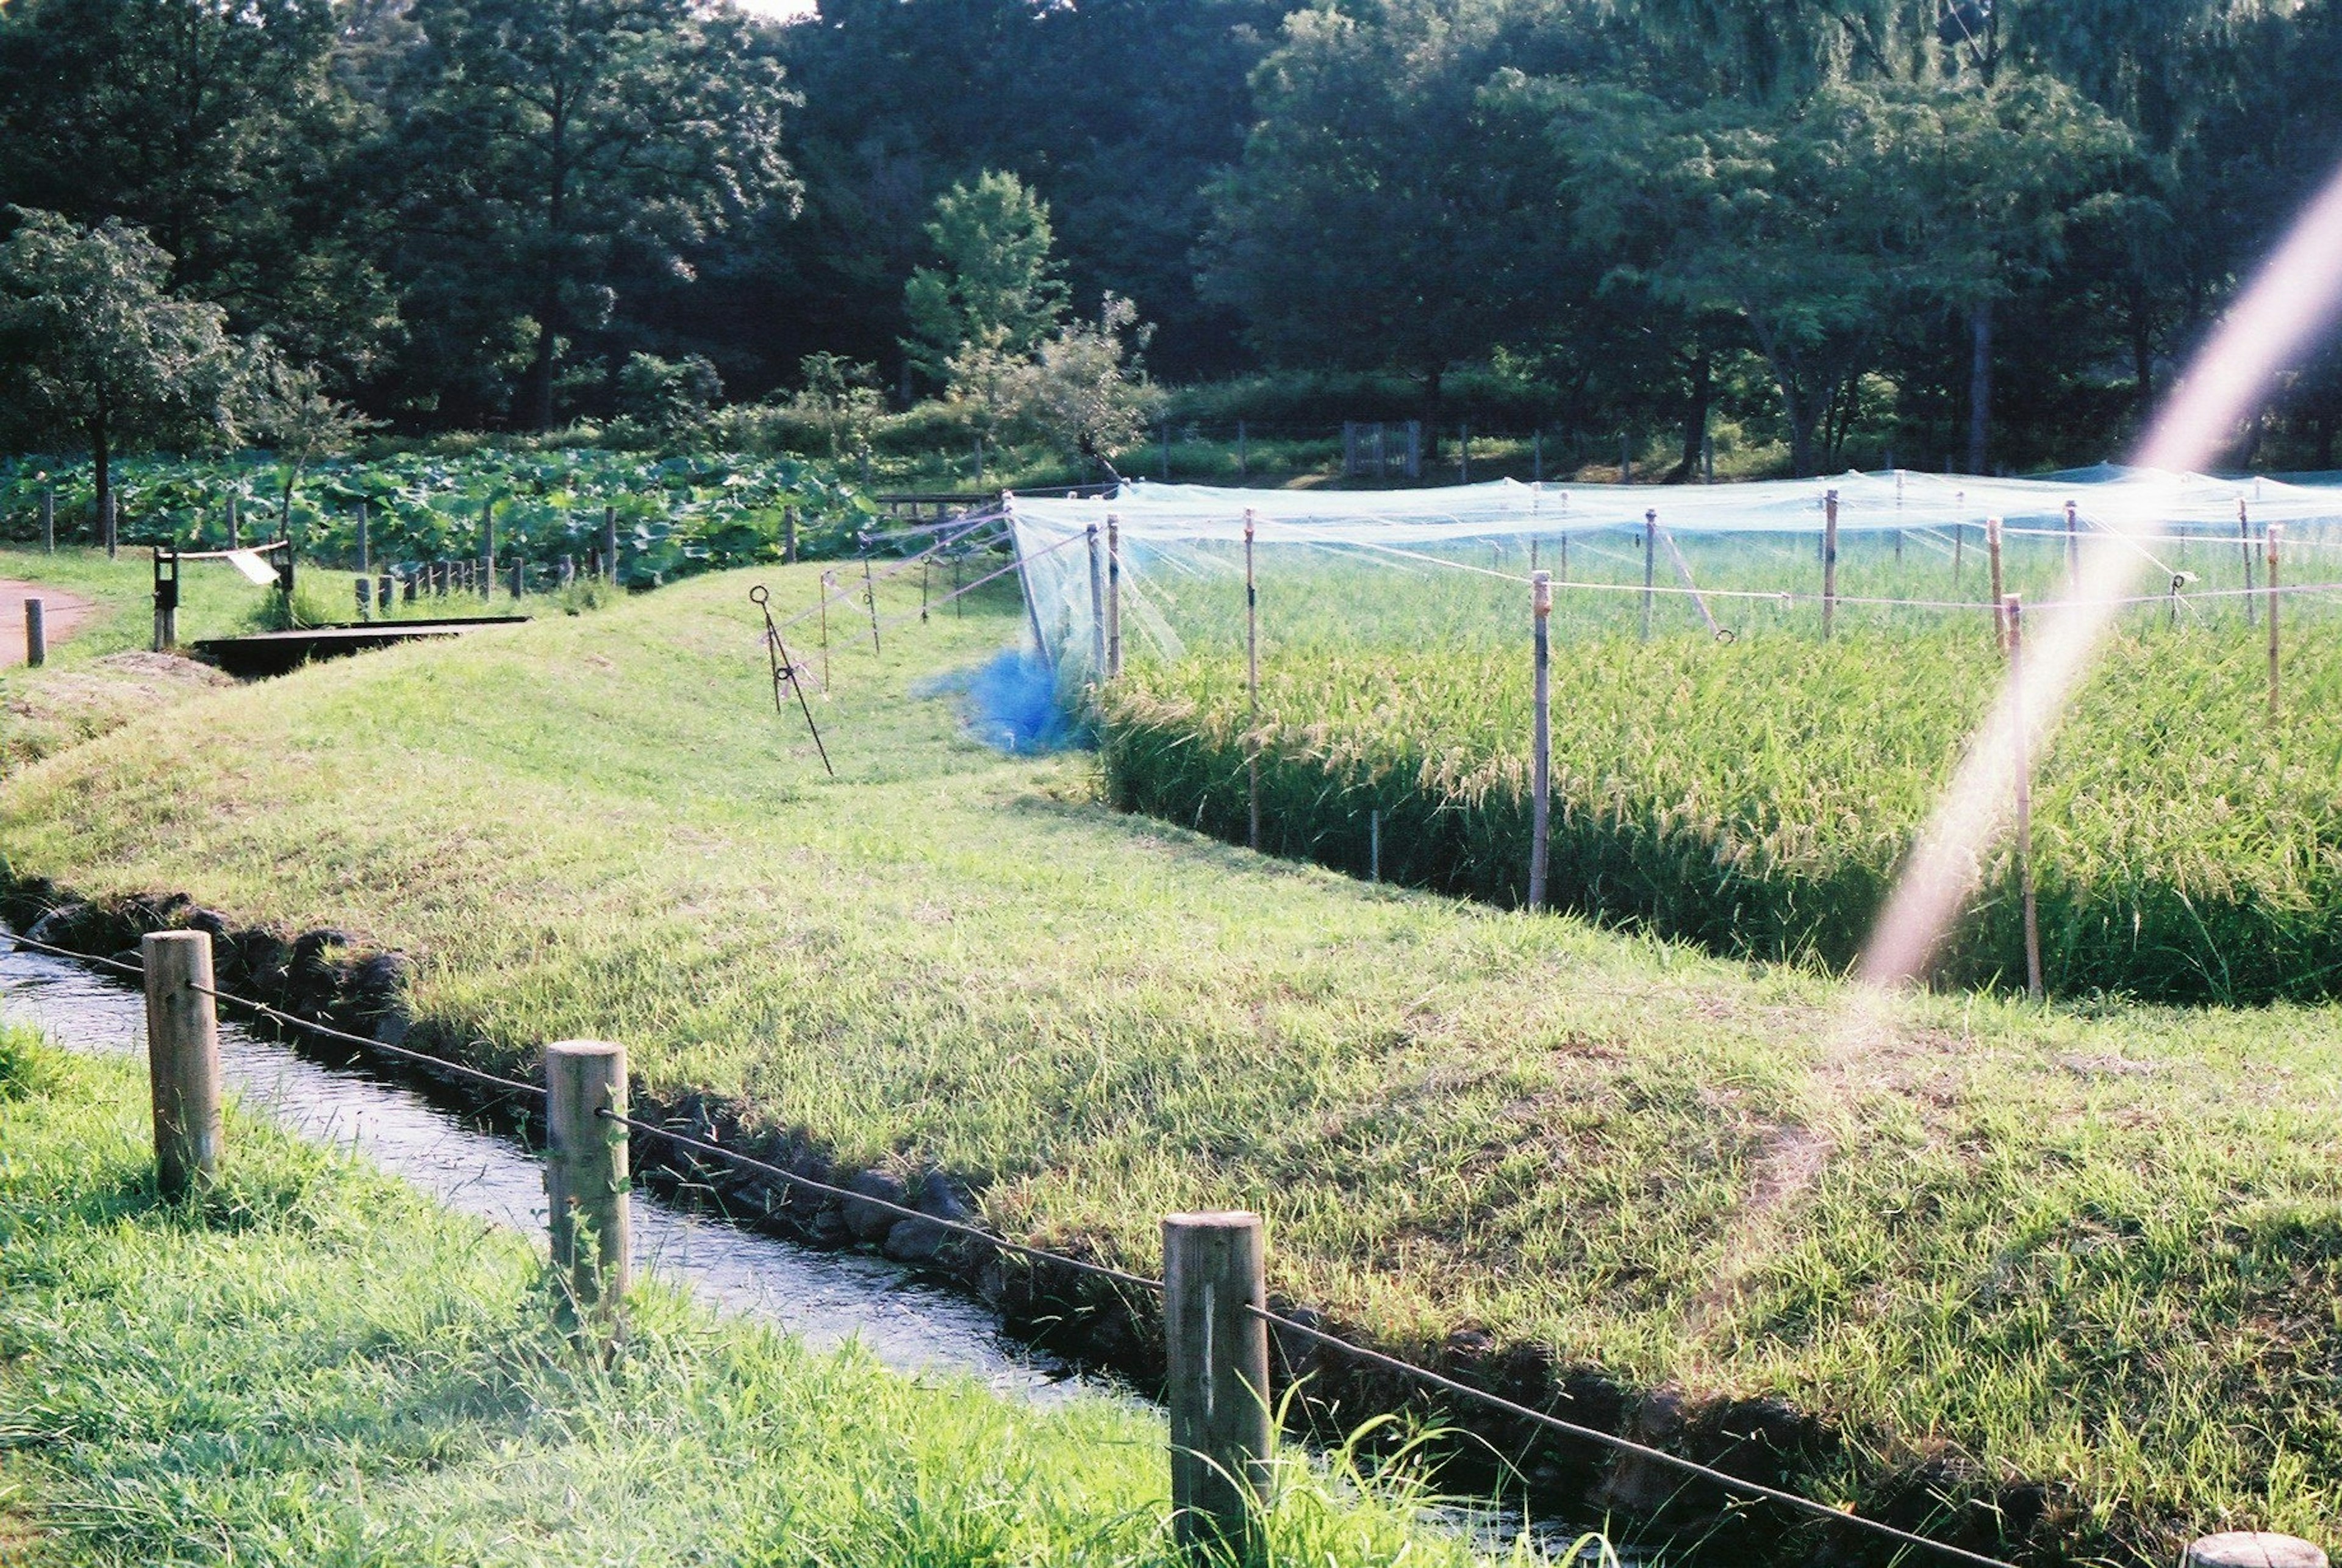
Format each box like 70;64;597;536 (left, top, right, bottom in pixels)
0;1031;1500;1567
2;559;2340;1559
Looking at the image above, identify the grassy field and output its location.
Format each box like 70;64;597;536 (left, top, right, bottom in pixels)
2;549;2342;1559
0;1030;1517;1567
1090;527;2342;1002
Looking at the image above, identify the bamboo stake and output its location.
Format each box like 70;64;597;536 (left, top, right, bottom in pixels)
862;556;881;653
2240;499;2257;626
2267;523;2283;718
1106;515;1122;679
1640;509;1656;642
1085;523;1105;676
1822;489;1839;638
1986;517;2007;654
2007;595;2044;1002
1245;509;1261;853
1529;571;1552;909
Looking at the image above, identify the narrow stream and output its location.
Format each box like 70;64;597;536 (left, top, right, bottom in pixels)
0;939;1084;1403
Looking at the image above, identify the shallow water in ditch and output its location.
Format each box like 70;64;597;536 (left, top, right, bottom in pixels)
0;938;1086;1403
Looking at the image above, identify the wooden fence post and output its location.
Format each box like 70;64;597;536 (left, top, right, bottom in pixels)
143;931;222;1200
1529;570;1553;909
1641;509;1656;642
1163;1211;1270;1561
357;499;370;574
2240;499;2257;626
2064;499;2080;593
512;559;525;600
24;598;44;667
1369;807;1380;884
1987;517;2007;655
355;576;371;621
1245;509;1261;853
378;574;392;615
1822;488;1840;639
2007;596;2044;1003
227;493;240;551
862;556;881;653
603;505;620;586
2268;523;2282;718
784;506;798;565
2184;1534;2326;1568
39;484;53;553
545;1040;631;1324
1106;515;1123;679
1086;523;1106;676
820;569;834;684
479;498;496;600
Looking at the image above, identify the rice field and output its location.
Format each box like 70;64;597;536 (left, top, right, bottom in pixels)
1094;526;2342;1002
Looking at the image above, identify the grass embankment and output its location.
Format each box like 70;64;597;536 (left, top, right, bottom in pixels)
0;1031;1502;1567
4;558;2342;1559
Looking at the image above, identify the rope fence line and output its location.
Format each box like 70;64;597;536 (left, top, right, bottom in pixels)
0;920;2039;1568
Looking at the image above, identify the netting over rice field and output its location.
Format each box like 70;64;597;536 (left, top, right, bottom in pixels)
1003;469;2342;1003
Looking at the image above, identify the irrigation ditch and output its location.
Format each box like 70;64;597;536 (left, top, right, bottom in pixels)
0;875;2069;1568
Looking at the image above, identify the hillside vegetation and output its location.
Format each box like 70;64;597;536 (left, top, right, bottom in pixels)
1;556;2340;1560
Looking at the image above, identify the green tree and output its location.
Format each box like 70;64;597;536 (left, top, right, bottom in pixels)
1199;1;1571;437
1023;294;1161;478
787;353;883;465
0;210;245;534
902;172;1069;387
246;349;377;535
0;0;393;382
384;0;797;429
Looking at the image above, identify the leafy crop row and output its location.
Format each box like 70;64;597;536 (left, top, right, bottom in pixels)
1097;567;2342;1001
0;448;878;585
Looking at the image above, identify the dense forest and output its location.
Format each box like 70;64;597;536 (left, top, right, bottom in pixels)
1;0;2339;476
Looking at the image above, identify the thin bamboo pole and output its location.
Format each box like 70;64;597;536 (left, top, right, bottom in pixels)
1528;571;1552;909
1987;517;2007;655
2007;595;2044;1002
1245;509;1261;853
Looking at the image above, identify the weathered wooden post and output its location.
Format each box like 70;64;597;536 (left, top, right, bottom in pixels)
784;506;798;565
378;573;392;615
2064;499;2080;593
227;493;240;551
1641;508;1656;642
2184;1534;2326;1568
1163;1211;1271;1561
2240;498;2257;627
1245;509;1261;853
602;505;620;586
511;559;525;600
143;930;223;1200
1529;570;1552;909
819;568;834;684
2267;523;2283;718
861;556;881;653
1086;522;1106;676
39;483;53;552
544;1040;631;1326
2007;595;2044;1002
1369;807;1381;884
1822;488;1840;639
24;598;45;667
1106;515;1123;679
355;576;371;621
357;499;371;574
1987;518;2007;655
479;498;496;600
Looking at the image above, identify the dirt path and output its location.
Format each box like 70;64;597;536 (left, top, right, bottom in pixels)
0;580;96;668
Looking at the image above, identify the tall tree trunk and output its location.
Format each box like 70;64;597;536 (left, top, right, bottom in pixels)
1966;299;1993;476
526;290;560;432
1668;348;1711;482
91;405;110;547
